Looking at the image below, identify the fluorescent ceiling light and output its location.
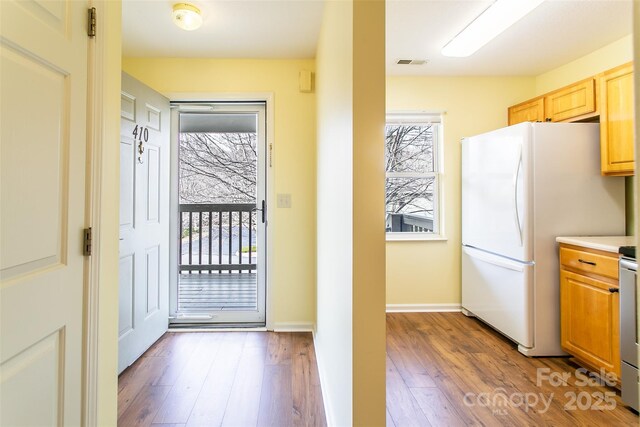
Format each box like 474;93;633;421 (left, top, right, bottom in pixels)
173;3;203;31
442;0;545;57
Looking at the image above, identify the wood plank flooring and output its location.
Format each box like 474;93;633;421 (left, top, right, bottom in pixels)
118;332;326;427
386;312;639;426
120;313;639;426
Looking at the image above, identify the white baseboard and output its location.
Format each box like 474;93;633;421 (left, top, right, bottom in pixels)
312;330;334;427
272;321;315;332
386;303;462;313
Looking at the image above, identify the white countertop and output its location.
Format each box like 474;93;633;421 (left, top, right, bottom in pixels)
555;236;635;253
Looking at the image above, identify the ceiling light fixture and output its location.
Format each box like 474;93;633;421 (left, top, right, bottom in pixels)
172;3;202;31
441;0;545;57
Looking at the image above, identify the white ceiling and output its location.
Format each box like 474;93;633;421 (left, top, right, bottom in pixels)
122;0;633;76
122;0;324;58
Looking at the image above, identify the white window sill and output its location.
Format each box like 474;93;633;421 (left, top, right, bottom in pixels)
386;233;448;242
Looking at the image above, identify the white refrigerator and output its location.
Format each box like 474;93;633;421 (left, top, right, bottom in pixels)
461;122;625;356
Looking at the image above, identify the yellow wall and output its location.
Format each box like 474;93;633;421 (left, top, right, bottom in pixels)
315;0;354;421
315;0;386;425
535;35;633;95
121;58;317;327
385;76;536;305
352;2;386;425
634;0;639;242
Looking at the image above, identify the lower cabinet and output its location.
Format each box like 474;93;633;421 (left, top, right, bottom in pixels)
559;244;620;380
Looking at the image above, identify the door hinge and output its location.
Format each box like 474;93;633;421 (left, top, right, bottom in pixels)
83;227;92;256
88;7;96;38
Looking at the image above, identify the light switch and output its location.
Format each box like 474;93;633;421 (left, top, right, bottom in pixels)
277;193;292;208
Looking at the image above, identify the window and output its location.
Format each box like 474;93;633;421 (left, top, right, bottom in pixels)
385;114;443;238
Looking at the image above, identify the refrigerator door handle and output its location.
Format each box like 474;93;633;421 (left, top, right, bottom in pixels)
513;145;523;246
463;246;526;272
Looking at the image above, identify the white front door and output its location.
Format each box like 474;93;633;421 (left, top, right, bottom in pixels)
0;1;89;425
118;73;170;373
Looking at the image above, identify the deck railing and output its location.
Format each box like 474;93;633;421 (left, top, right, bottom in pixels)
180;203;257;274
386;213;434;232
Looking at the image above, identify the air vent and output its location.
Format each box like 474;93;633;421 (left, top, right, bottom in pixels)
396;59;428;65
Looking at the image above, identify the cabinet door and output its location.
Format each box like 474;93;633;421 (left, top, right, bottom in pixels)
560;269;620;378
600;63;634;176
508;97;544;125
545;78;597;122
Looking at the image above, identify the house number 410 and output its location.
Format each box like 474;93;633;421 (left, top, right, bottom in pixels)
133;124;149;164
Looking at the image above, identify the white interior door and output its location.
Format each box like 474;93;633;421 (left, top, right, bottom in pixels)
1;1;88;425
119;72;170;373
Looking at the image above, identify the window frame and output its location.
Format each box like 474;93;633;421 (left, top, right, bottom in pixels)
385;113;445;241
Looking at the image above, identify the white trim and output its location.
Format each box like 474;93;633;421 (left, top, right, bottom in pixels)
436;124;446;237
272;322;315;332
168;108;179;318
386;111;445;123
165;91;274;103
312;331;334;427
83;1;106;424
385;303;462;313
386;233;447;242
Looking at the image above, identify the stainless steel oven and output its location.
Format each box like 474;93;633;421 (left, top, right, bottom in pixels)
620;257;638;411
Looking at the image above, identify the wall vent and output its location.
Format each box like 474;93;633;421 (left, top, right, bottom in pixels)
396;59;427;65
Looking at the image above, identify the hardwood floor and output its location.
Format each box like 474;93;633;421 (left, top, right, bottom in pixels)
386;312;639;426
117;332;326;427
120;314;638;426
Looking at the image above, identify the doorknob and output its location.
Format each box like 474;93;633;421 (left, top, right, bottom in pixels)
252;200;267;223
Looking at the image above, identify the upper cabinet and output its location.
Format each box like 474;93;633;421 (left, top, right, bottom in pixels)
508;97;544;125
600;63;635;176
509;79;598;126
507;62;635;176
545;78;597;122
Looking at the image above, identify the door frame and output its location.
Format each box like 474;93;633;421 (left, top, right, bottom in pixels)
166;92;275;331
84;6;277;422
84;1;122;425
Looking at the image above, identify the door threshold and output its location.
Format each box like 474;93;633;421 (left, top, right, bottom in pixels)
168;323;267;332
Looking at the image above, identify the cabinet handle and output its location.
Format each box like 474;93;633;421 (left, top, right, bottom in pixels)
578;259;596;266
609;288;619;293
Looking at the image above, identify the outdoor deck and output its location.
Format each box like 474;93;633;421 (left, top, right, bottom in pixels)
178;273;258;312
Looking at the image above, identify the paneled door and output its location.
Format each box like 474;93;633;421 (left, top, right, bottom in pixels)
0;1;89;425
118;73;170;373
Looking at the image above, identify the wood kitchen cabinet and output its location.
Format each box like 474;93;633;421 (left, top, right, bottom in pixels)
544;78;597;122
508;79;597;125
508;97;545;125
559;244;620;379
600;62;635;176
507;62;635;176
